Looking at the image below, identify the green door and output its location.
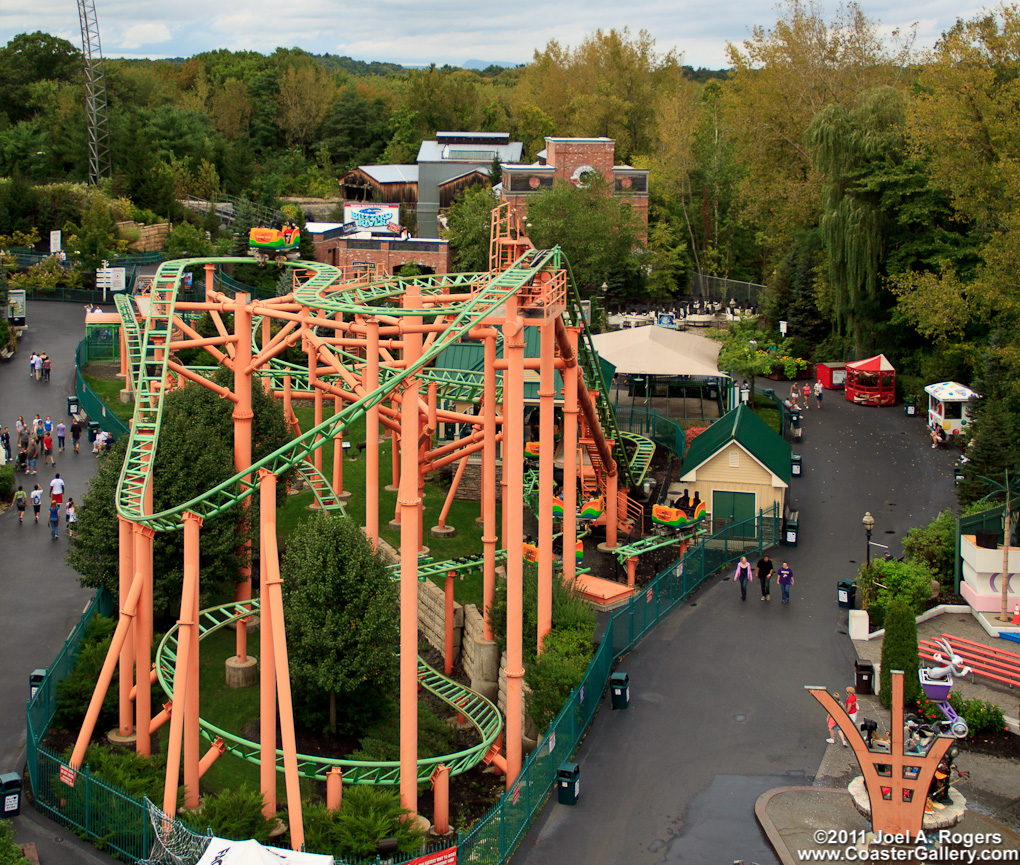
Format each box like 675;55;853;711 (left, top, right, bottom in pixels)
712;491;756;538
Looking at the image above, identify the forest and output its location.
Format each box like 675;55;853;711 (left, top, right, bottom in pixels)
1;1;1020;499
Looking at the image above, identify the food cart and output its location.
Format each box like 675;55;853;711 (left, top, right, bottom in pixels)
924;381;978;437
845;354;895;406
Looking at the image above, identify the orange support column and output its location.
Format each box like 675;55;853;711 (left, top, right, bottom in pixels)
398;286;423;815
482;333;498;640
204;262;215;300
312;343;323;476
503;306;526;788
627;557;637;588
605;471;619;550
431;765;450;836
537;320;554;654
365;318;380;547
562;328;579;583
232;293;253;662
259;479;278;819
162;512;202;817
326;768;343;811
259;469;304;849
117;516;135;737
332;394;344;497
183;524;202;809
133;521;156;757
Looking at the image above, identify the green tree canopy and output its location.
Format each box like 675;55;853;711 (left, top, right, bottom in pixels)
444;185;497;273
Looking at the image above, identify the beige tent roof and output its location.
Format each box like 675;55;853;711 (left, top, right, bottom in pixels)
590;325;725;378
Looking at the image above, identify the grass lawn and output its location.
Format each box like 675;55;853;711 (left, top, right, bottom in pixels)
82;372;135;423
277;405;498;610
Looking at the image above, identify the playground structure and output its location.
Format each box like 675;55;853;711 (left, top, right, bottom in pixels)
65;205;673;851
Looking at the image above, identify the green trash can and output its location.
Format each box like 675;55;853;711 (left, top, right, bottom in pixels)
904;398;916;417
557;762;580;805
791;454;802;477
0;773;21;817
30;668;47;699
610;671;630;710
88;420;100;442
66;395;80;416
838;579;857;609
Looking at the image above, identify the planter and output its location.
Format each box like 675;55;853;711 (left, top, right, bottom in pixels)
761;364;814;382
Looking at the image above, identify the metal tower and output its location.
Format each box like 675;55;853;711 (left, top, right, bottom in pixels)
77;0;112;184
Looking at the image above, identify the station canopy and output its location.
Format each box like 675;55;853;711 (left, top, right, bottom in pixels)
589;325;724;378
196;838;334;865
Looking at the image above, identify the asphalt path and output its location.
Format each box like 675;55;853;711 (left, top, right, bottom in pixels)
513;386;959;864
1;300;118;864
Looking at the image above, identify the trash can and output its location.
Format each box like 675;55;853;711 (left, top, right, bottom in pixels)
954;460;966;486
66;395;80;416
88;420;100;442
855;659;875;695
610;671;630;710
838;579;857;610
30;668;47;699
904;398;916;417
557;762;580;806
791;454;802;477
0;773;21;817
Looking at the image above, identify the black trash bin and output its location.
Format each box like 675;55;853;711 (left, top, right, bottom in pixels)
88;420;100;442
0;773;21;817
66;395;80;416
838;579;856;610
557;762;580;806
855;659;875;695
610;671;630;710
791;454;802;477
30;668;47;699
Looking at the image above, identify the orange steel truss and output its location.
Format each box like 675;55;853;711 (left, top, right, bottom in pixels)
68;214;626;847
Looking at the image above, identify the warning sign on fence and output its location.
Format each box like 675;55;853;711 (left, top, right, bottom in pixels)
59;765;76;788
406;846;457;865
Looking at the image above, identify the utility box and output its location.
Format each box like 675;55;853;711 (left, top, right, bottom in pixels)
791;454;802;477
838;579;857;610
557;762;580;806
610;672;630;710
0;773;21;817
855;659;875;695
30;668;47;699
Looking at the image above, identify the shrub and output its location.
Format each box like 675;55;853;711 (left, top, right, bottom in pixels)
348;701;455;763
0;821;25;864
858;558;935;628
51;615;118;731
902;510;956;588
525;628;593;732
301;787;423;859
188;785;274;844
916;694;1007;736
65;743;170;801
879;597;921;708
0;465;13;500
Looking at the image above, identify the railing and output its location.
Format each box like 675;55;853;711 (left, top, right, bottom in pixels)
458;503;780;862
75;336;130;439
611;404;686;456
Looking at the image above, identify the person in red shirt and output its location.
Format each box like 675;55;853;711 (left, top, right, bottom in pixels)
42;432;55;466
845;686;858;731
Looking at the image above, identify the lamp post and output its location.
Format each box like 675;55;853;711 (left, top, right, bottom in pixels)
863;511;875;567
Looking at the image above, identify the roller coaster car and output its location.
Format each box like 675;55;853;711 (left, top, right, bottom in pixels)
651;500;707;536
577;497;604;523
552;497;565;519
249;224;300;265
523;542;540;563
524;442;541;461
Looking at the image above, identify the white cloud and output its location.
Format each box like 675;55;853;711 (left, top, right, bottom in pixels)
117;22;172;50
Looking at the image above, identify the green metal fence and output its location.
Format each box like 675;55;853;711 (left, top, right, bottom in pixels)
27;504;779;864
954;504;1006;592
75;336;130;439
612;405;686;457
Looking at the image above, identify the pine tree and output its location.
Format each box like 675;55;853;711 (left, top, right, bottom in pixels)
879;597;921;709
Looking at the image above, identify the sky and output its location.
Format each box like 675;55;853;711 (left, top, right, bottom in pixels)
0;0;988;70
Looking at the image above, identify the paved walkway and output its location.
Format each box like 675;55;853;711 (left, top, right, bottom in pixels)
513;387;961;864
0;301;118;864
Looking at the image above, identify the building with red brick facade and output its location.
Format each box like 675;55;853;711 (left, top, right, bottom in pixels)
306;222;451;275
499;137;649;237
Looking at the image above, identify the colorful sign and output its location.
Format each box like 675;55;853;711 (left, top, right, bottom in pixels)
406;846;457;865
344;204;401;233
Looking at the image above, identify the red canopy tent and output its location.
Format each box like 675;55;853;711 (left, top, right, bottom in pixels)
845;354;895;406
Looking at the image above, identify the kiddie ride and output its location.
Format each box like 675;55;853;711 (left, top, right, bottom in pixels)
248;223;300;265
650;500;707;537
917;638;972;739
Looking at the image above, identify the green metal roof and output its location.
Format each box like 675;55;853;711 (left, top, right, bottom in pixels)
681;404;791;483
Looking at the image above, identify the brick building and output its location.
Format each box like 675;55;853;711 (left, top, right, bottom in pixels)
499;137;649;237
306;222;451;275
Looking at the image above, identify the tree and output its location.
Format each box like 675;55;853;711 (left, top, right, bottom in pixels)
276;64;337;151
444;185;496;273
713;321;775;397
63;190;128;275
0;31;81;125
526;175;645;299
879;596;920;709
165;222;211;259
281;512;398;734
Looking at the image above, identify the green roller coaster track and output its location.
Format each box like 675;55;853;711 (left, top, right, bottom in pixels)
112;250;654;786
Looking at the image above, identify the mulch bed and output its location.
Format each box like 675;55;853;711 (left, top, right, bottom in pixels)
959;729;1020;760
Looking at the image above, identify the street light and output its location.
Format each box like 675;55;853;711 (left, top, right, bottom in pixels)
862;511;875;566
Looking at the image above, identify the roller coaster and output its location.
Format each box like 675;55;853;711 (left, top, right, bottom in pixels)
68;206;658;851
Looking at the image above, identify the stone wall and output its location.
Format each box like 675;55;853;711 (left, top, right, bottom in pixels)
456;455;504;502
117;221;170;253
418;578;462;661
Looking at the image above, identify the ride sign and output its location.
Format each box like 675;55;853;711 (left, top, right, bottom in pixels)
344;204;400;233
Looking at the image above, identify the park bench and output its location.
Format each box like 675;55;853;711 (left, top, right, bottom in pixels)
918;634;1020;689
0;346;12;361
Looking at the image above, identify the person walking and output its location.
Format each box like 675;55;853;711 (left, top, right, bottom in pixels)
733;555;754;601
826;692;848;746
778;561;794;604
44;416;52;435
18;424;29;452
33;352;43;380
70;418;82;453
30;484;43;523
845;686;859;730
28;352;37;379
0;427;10;465
42;353;51;382
49;473;65;505
756;554;774;601
14;486;27;524
42;431;55;467
25;435;39;474
15;416;25;436
65;498;77;538
56;419;67;453
32;414;41;437
48;501;60;540
814;380;823;408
